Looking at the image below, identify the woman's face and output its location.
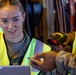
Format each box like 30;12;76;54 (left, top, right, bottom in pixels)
0;5;25;41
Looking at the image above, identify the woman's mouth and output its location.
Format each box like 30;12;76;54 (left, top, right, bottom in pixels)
8;29;17;34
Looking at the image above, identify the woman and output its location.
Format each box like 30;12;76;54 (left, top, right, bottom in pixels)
0;0;51;75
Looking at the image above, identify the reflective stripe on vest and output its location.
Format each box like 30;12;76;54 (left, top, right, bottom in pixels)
32;39;43;72
0;33;51;75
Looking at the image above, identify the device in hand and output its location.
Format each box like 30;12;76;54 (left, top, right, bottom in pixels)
28;57;38;66
28;57;31;60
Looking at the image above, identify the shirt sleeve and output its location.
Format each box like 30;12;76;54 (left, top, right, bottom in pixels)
56;51;76;75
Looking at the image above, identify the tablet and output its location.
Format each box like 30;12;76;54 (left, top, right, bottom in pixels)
0;66;30;75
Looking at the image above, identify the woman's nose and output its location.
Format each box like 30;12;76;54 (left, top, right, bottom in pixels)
8;22;14;28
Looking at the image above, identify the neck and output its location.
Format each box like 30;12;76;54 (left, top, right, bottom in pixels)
5;32;24;43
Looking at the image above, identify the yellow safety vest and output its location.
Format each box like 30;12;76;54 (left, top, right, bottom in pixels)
68;32;76;75
0;32;51;75
0;28;3;32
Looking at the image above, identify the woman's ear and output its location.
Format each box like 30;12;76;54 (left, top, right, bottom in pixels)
23;12;26;22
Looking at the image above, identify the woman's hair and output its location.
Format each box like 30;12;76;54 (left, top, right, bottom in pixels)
0;0;25;14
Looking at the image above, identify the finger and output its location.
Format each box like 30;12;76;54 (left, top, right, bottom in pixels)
29;62;41;70
63;45;71;52
33;52;46;59
30;58;42;66
63;35;70;45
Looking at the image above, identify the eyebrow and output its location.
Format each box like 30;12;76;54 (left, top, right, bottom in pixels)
12;16;19;19
1;16;19;20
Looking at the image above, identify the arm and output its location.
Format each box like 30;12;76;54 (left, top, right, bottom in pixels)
29;51;76;75
56;51;76;75
29;51;57;72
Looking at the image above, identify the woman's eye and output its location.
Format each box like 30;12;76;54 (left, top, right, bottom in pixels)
2;20;8;23
13;18;19;22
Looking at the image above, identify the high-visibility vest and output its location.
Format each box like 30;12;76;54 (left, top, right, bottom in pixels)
0;32;51;75
0;28;3;32
68;32;76;75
